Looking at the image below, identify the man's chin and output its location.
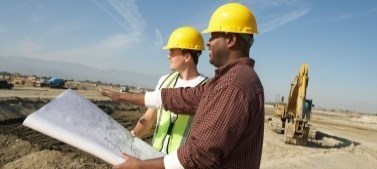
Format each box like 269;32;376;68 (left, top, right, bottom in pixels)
209;60;219;68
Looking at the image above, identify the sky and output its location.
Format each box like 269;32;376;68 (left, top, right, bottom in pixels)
0;0;376;114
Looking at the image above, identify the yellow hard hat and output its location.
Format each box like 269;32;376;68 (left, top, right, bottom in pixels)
203;3;258;34
163;26;205;51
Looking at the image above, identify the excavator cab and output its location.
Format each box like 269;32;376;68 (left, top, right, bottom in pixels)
303;99;313;120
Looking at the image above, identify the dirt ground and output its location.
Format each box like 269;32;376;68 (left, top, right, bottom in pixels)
1;87;377;168
262;105;377;169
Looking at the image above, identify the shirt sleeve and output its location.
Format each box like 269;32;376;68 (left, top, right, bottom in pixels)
163;151;184;169
177;85;251;168
161;82;207;115
144;90;162;109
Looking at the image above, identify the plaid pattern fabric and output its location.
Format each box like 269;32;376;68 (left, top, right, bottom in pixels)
162;57;264;169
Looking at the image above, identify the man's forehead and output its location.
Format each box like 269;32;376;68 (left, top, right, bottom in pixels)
211;32;225;36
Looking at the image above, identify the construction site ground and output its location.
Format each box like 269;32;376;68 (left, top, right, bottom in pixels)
1;86;377;169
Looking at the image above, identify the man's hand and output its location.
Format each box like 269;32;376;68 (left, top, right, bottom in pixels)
99;88;145;106
113;153;165;169
99;88;122;101
113;153;141;169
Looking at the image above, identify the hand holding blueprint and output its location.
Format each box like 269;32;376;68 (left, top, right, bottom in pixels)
23;89;164;165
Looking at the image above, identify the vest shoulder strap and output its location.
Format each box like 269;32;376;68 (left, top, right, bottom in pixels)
159;72;180;90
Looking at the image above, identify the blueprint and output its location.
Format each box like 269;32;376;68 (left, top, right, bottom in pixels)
23;89;164;165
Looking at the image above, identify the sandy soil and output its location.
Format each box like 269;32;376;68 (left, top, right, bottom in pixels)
262;105;377;169
1;87;377;168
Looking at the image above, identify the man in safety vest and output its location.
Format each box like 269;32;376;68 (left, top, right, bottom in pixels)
101;3;264;169
120;26;207;154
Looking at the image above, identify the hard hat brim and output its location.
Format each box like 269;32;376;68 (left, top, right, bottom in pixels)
202;28;258;34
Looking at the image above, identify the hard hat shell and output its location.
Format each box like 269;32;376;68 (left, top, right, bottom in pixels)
163;26;205;51
203;3;258;34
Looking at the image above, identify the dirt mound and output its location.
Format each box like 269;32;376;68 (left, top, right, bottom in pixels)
3;150;108;169
0;135;37;166
0;96;149;168
352;115;377;124
0;96;145;122
0;97;47;121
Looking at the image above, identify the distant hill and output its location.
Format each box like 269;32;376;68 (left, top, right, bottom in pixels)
0;56;159;89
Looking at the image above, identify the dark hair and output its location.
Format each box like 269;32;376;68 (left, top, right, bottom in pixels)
182;49;202;65
233;33;254;55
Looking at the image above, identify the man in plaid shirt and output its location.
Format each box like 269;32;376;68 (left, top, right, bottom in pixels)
101;2;264;169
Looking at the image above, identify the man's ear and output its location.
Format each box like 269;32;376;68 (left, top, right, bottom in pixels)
226;33;237;48
184;52;192;63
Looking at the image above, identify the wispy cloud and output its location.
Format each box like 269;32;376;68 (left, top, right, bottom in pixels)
91;0;146;33
1;0;149;70
154;28;163;47
1;32;142;68
19;37;44;52
90;0;147;58
97;32;142;50
260;7;310;33
326;13;357;21
42;33;142;68
251;0;299;9
205;0;311;34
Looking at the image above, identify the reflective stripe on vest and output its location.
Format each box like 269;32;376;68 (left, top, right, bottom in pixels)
152;72;207;154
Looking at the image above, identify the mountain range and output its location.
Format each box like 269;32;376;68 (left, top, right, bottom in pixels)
0;56;159;89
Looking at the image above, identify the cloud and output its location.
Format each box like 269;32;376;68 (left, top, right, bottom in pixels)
99;32;143;49
40;34;138;69
154;28;163;47
326;13;357;21
260;7;310;33
197;0;310;34
90;0;147;57
46;32;142;60
91;0;146;33
1;0;149;70
19;37;44;52
251;0;298;9
1;32;141;68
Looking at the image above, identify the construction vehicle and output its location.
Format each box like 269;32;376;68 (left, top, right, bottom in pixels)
36;79;48;87
268;64;315;145
48;77;66;88
0;80;13;89
120;86;129;92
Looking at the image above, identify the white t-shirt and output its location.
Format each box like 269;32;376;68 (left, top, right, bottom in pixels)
155;73;206;91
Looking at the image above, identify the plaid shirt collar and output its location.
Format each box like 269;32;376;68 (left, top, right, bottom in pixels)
215;57;255;76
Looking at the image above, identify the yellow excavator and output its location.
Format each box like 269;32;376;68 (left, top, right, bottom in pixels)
268;63;315;145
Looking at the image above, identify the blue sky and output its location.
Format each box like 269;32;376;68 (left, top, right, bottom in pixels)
0;0;376;114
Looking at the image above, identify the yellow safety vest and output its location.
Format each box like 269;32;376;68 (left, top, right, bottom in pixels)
152;72;207;154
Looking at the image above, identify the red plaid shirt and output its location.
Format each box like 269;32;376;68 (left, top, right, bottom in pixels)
162;57;264;169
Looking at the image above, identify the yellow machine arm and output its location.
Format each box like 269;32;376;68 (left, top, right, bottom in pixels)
286;64;309;120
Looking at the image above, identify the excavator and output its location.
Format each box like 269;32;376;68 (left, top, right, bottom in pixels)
268;63;315;145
